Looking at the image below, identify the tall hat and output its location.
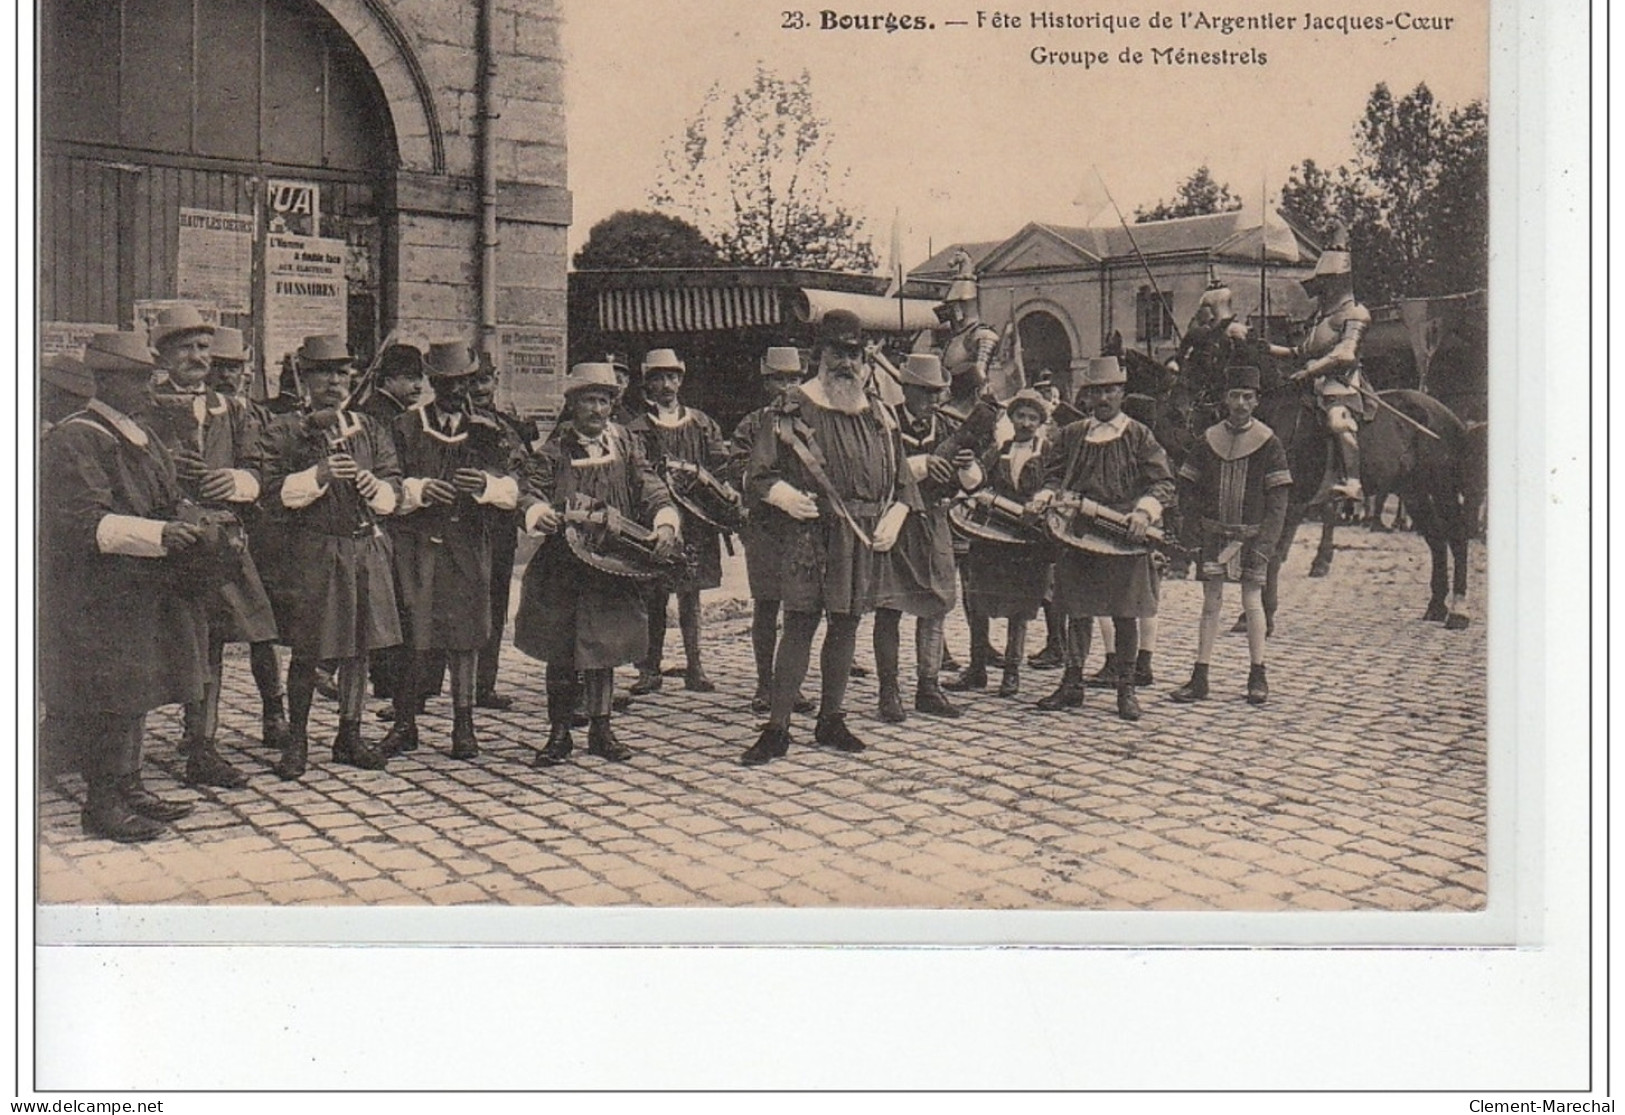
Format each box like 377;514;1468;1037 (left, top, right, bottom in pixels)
83;332;161;374
1308;222;1352;281
942;247;979;303
1224;364;1262;391
424;340;478;380
296;334;353;367
149;305;215;350
761;346;803;375
1075;355;1126;388
815;308;864;349
899;353;947;389
642;348;686;374
210;327;247;363
1005;387;1052;421
42;353;96;397
563;362;622;397
376;343;427;380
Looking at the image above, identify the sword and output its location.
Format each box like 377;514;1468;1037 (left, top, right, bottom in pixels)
1357;382;1443;441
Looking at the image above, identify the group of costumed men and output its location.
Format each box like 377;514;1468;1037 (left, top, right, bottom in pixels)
42;233;1369;836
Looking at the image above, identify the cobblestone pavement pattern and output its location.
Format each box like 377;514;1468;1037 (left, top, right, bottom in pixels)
37;530;1487;911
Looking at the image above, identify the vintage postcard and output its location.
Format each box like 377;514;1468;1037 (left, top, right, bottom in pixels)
23;0;1594;1094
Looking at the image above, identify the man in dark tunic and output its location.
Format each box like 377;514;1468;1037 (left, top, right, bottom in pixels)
1170;365;1292;705
726;346;815;716
739;310;922;765
624;348;730;695
1031;355;1175;722
514;363;682;767
42;332;211;841
872;353;967;723
261;335;404;779
470;354;536;710
148;306;273;790
380;341;522;760
956;388;1056;698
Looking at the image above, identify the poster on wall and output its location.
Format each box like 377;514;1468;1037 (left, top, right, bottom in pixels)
132;299;221;341
176;208;254;314
40;321;118;359
266;179;321;237
496;326;566;419
262;233;348;371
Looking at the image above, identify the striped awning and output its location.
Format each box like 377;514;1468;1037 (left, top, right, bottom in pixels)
597;286;783;333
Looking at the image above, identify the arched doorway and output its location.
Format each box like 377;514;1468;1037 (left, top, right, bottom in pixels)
39;0;399;387
1017;309;1074;400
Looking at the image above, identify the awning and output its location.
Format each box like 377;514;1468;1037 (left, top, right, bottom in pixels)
793;288;940;333
597;286;783;333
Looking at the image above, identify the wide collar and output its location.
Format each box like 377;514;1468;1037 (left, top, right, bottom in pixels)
647;402;692;430
1081;411;1130;444
418;402;470;444
1204;417;1275;461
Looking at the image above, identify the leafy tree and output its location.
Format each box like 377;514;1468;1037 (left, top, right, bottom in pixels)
572;209;722;270
1134;165;1245;223
1281;83;1488;302
650;66;879;271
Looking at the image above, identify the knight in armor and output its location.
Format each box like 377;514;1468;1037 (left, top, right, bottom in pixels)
625;349;730;696
872;353;970;723
379;341;523;761
41;332;213;841
739;310;922;765
1169;280;1250;408
1268;227;1372;503
260;335;405;779
954;388;1056;699
1030;356;1175;722
513;363;682;768
148;307;276;790
726;345;816;716
1170;365;1292;706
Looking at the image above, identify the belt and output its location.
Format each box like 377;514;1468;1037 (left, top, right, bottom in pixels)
1201;519;1261;539
836;499;889;517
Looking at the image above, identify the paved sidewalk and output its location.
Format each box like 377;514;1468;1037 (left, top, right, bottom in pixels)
36;529;1487;911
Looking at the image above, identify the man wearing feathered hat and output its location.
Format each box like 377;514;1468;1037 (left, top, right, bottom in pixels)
41;332;213;841
148;305;276;790
1170;365;1292;706
738;309;922;765
1028;354;1175;722
871;352;971;723
260;334;405;779
724;345;816;715
1268;224;1373;503
379;341;524;761
624;348;731;696
513;363;682;768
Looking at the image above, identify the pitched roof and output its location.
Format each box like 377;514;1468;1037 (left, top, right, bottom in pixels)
910;240;1005;278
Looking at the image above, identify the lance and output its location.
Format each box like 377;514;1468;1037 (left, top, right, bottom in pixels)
1094;167;1182;347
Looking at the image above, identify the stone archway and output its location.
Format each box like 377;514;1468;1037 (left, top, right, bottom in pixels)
1018;309;1075;399
313;0;446;173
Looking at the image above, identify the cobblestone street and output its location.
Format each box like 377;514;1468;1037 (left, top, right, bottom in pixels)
36;528;1488;912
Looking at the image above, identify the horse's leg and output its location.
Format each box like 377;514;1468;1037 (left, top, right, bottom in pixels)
1443;493;1472;630
1406;488;1449;622
1309;504;1335;577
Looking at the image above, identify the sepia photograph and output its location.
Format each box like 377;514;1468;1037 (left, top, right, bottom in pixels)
22;0;1593;1095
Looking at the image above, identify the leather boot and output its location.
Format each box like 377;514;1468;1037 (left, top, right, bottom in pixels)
587;717;632;761
915;680;962;718
450;708;480;760
261;695;291;751
997;665;1021;698
1116;683;1143;722
82;777;167;843
943;650;988;692
332;719;387;771
379;703;419;757
1134;651;1155;688
1028;643;1065;670
1331;434;1363;501
117;773;194;822
1037;667;1086;711
877;682;907;723
1246;664;1270;706
535;720;574;767
814;712;866;753
183;739;248;789
1170;664;1210;703
740;725;791;766
1085;653;1119;688
628;666;663;695
273;724;309;781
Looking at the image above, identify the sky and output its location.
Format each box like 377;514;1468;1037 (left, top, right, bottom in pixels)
560;0;1489;270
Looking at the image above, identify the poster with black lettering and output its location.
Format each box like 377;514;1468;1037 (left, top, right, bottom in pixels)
26;0;1594;1099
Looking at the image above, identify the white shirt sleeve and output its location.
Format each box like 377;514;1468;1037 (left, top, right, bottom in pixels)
653;507;682;535
366;479;398;516
95;514;169;558
400;477;430;514
906;453;931;483
226;469;260;502
474;473;520;511
1134;496;1164;521
280;466;328;509
958;462;984;490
